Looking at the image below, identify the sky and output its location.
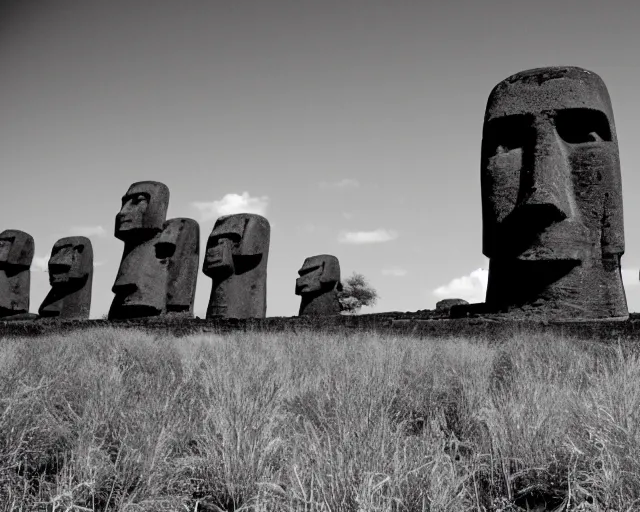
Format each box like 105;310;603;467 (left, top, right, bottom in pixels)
1;0;640;318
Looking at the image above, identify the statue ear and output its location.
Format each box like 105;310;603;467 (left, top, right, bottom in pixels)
319;257;340;285
239;215;270;256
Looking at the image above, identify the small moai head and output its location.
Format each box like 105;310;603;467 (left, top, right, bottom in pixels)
203;213;270;279
47;237;93;286
158;218;200;314
481;66;622;262
481;66;626;317
0;230;34;270
295;255;342;296
115;181;170;242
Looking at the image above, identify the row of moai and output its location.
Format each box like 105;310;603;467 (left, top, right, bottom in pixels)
0;181;342;320
0;65;630;322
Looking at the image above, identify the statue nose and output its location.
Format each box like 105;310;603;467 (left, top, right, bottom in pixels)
517;120;572;225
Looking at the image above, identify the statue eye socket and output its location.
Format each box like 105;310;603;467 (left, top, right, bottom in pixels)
133;194;148;204
208;234;241;249
555;108;611;144
299;265;321;277
484;114;532;154
156;242;176;259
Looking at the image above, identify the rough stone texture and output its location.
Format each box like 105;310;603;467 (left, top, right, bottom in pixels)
39;236;93;320
435;298;469;316
295;254;342;316
6;314;640;345
109;181;170;319
480;66;627;321
203;213;270;319
159;218;200;316
0;230;34;318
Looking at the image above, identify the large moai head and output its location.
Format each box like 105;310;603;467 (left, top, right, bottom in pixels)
481;66;627;319
115;181;170;242
158;218;200;316
295;254;343;316
0;229;34;317
203;213;270;318
110;181;170;319
39;236;93;319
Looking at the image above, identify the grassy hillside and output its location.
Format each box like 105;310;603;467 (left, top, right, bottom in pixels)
0;328;639;511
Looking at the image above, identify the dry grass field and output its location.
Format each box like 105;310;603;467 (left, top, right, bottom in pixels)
1;327;639;511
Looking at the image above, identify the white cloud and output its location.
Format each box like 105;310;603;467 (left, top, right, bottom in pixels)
433;268;488;303
319;178;360;189
382;266;408;277
94;261;106;268
32;254;50;272
338;229;398;244
69;225;107;237
192;192;269;221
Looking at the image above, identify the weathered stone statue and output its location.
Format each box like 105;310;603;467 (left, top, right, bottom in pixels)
203;213;270;318
109;181;170;319
295;254;342;316
39;236;93;319
158;217;200;316
0;230;34;318
481;66;627;320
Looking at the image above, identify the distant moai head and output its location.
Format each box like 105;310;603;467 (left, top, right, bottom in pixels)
158;218;200;315
203;213;270;279
295;255;342;296
47;236;93;286
0;229;34;317
203;213;270;319
115;181;170;242
481;66;627;319
39;237;93;319
110;181;171;319
295;254;343;316
0;230;34;270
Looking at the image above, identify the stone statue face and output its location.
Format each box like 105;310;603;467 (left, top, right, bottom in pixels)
0;230;34;269
48;236;92;286
481;67;623;264
295;255;341;295
115;181;170;241
158;218;200;312
203;214;270;278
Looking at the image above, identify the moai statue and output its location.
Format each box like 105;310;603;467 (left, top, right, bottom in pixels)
295;254;342;316
109;181;170;319
481;66;627;320
0;230;34;318
39;236;93;320
158;218;200;316
203;213;270;318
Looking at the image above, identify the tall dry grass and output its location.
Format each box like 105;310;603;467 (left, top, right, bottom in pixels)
0;327;639;511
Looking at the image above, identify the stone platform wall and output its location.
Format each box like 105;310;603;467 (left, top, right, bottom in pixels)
3;312;640;344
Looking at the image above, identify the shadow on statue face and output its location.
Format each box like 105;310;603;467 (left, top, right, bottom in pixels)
203;234;239;278
296;262;324;295
114;181;170;242
295;255;341;295
115;192;150;236
48;240;89;286
482;73;622;267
